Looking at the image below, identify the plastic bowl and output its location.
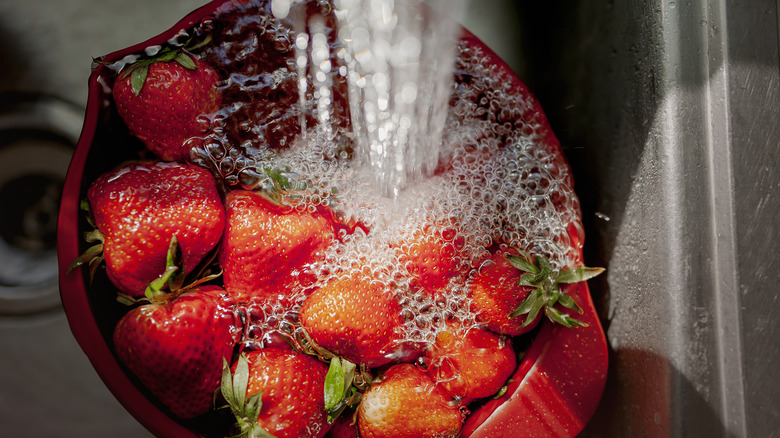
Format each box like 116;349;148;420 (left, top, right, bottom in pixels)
57;1;608;436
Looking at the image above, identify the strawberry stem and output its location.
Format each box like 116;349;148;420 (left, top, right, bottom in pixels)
143;235;184;300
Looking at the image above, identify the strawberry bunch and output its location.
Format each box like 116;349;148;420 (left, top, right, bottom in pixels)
69;18;607;438
71;153;602;436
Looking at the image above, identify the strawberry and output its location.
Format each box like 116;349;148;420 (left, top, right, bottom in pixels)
73;161;225;297
112;46;222;162
326;411;360;438
299;272;406;368
112;285;239;419
468;246;604;335
423;321;516;404
218;189;337;305
358;363;463;438
394;223;464;297
219;348;332;438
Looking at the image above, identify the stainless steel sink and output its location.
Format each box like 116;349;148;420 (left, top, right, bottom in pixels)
3;0;778;437
511;2;780;437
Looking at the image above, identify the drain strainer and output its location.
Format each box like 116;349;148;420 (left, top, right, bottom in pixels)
0;92;83;315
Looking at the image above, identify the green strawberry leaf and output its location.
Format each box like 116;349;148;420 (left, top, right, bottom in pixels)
232;354;250;411
509;287;542;319
324;357;359;423
492;382;511;399
142;235;184;299
251;167;296;205
243;392;263;425
557;266;606;284
156;47;179;63
545;306;587;328
219;355;278;438
535;254;552;274
555;291;583;314
504;248;604;329
324;357;345;411
130;64;149;95
220;357;236;408
524;290;547;327
84;229;103;243
504;253;538;274
517;272;538;287
80;199;96;228
67;242;104;274
175;52;198;70
247;424;277;438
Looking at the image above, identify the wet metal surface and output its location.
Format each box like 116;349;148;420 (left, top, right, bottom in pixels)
513;1;780;437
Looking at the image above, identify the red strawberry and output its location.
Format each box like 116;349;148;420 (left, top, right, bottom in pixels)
218;189;337;305
468;246;604;335
77;161;225;297
299;272;406;368
326;411;360;438
394;223;464;297
113;47;222;162
467;247;540;336
358;363;463;438
220;348;332;438
423;321;516;404
112;285;239;418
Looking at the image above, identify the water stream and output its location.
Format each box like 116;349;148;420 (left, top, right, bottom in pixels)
273;0;465;198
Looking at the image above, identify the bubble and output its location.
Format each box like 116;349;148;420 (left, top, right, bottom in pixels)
182;9;585;351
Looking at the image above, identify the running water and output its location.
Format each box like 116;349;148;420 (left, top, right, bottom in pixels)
192;0;583;347
273;0;465;198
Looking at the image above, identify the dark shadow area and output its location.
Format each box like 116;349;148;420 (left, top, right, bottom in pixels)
581;346;737;438
513;0;660;347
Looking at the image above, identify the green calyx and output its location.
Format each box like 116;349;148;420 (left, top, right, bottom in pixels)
323;357;368;424
67;200;104;280
505;250;605;329
120;46;199;95
119;34;213;95
143;235;186;300
218;355;277;438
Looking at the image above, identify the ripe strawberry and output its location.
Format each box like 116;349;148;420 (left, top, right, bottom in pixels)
358;363;463;438
394;223;464;297
423;321;516;404
220;348;332;438
467;247;539;336
112;285;239;419
218;189;337;305
468;246;604;335
75;161;225;297
299;272;406;368
326;411;359;438
112;47;222;162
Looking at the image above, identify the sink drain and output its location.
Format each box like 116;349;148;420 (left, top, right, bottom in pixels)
0;92;83;315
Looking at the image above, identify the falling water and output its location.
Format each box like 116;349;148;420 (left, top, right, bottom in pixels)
272;0;465;198
200;0;585;347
